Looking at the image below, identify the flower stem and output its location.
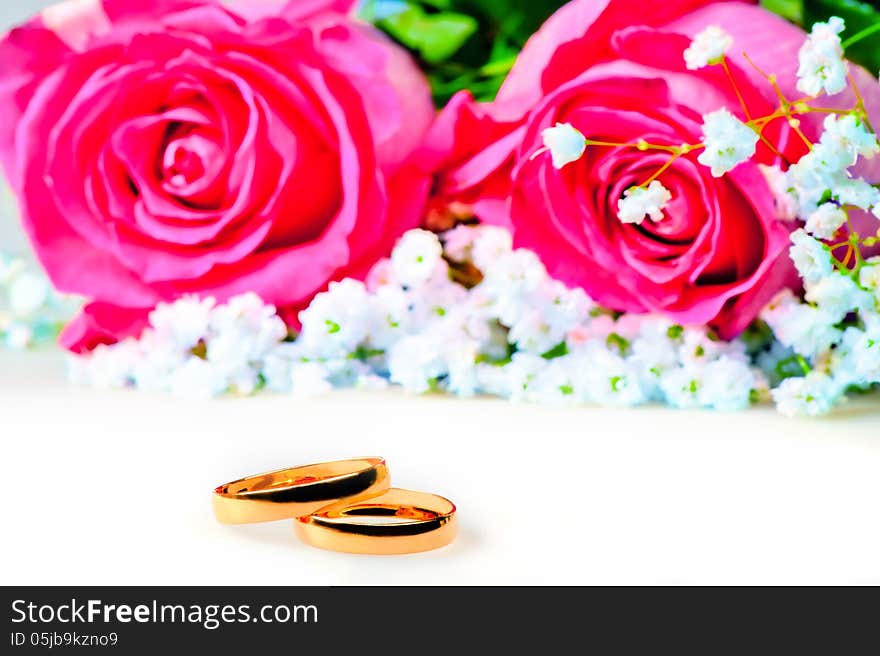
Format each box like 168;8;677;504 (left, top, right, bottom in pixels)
584;138;679;153
721;57;752;121
841;21;880;49
642;155;679;186
847;71;875;135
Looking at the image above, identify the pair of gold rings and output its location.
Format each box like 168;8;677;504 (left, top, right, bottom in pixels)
213;457;457;555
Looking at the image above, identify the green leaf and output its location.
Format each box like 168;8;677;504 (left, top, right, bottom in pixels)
365;0;568;105
541;341;569;360
761;0;804;23
379;6;478;64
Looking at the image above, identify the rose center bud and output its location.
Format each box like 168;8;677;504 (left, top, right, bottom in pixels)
162;133;216;187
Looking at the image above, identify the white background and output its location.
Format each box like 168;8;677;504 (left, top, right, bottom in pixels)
2;1;880;586
3;350;880;585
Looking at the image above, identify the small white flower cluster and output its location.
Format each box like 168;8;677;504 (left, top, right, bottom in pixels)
683;25;733;70
539;122;587;169
761;230;880;416
796;17;848;97
784;113;880;223
697;107;759;177
0;252;79;349
69;227;768;411
751;96;880;415
69;293;288;400
617;181;672;224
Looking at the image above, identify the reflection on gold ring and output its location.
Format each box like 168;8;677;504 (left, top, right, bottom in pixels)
294;488;457;555
213;457;389;524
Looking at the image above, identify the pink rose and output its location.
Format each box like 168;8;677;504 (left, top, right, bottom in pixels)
421;0;880;337
0;0;433;351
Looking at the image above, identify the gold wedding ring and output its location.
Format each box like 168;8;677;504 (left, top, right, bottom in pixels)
293;488;457;555
213;457;390;524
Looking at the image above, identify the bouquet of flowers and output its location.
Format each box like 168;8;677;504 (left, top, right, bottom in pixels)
2;0;880;416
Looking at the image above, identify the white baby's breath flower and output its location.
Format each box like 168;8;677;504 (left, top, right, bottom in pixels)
683;25;733;70
540;280;593;334
298;279;370;356
659;365;704;409
859;257;880;301
540;122;587;169
169;356;227;400
289;361;333;399
387;334;445;393
698;356;757;411
352;373;388;391
80;341;141;390
409;264;467;328
678;328;727;367
471;226;513;272
629;328;679;385
477;249;547;325
697;108;758;177
785;145;843;218
575;344;646;407
845;325;880;385
199;294;288;395
772;372;839;416
508;309;561;355
616;181;672;224
820;114;880;166
496;352;547;402
443;339;482;398
129;331;184;392
527;359;581;406
833;176;880;210
391;229;444;288
796;17;847;97
805;202;847;239
366;284;410;350
209;293;287;354
66;224;844;416
789;229;833;284
365;258;396;291
761;289;841;358
441;224;480;262
804;271;872;323
149;296;215;350
262;352;294;394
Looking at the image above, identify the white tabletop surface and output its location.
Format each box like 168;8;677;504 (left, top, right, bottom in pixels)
2;348;879;585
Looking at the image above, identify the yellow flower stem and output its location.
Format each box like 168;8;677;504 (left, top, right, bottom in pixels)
847;71;875;135
583;138;680;153
799;106;856;115
637;144;703;187
845;212;866;266
642;156;679;186
720;56;753;121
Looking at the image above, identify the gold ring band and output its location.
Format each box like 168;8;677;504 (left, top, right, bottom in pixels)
294;488;457;554
213;457;390;524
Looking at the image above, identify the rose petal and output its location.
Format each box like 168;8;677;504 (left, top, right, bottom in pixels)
60;302;151;353
498;0;754;106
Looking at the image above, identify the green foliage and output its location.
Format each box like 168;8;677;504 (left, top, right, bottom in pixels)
377;5;478;64
363;1;879;107
761;0;805;22
360;0;567;105
761;0;880;72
